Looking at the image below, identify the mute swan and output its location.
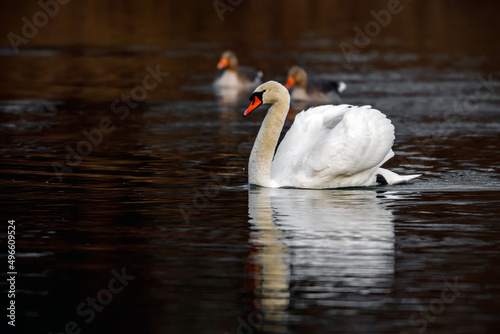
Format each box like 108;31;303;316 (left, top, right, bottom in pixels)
285;66;346;103
214;51;263;90
243;81;420;189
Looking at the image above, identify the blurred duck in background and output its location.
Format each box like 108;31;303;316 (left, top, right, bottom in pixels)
285;65;346;104
214;50;263;90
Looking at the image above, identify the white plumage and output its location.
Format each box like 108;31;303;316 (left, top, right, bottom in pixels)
272;105;396;188
244;81;420;189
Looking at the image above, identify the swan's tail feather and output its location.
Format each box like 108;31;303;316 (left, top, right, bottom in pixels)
377;168;421;185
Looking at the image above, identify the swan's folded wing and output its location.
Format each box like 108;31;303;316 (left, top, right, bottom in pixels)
272;104;348;172
271;105;395;187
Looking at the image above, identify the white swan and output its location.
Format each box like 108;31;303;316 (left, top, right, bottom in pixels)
243;81;420;189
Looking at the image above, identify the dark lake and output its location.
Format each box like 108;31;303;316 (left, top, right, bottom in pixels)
1;1;499;333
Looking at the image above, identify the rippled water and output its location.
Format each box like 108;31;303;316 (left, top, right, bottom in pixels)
1;1;500;333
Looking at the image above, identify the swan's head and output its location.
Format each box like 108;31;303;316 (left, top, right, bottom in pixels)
244;81;289;117
285;65;308;89
217;50;238;70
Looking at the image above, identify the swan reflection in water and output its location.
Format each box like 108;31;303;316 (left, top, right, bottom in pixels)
246;187;396;332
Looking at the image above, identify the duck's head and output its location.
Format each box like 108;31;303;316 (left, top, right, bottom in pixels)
285;65;308;89
244;81;288;116
217;50;238;70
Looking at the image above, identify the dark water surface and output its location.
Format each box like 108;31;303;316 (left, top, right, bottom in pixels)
1;1;500;333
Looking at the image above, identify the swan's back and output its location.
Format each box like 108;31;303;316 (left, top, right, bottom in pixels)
271;105;396;188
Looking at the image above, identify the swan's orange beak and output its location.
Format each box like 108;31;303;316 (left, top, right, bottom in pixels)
244;95;263;117
217;57;229;69
285;76;295;89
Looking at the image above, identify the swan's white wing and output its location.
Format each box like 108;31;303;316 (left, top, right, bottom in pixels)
271;105;395;188
273;104;348;165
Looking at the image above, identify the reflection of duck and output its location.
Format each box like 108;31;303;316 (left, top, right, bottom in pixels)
244;81;420;188
214;51;263;90
285;66;346;103
214;85;241;107
247;187;396;332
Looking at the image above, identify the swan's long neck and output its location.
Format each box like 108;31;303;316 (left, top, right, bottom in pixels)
248;98;290;187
